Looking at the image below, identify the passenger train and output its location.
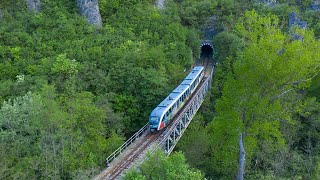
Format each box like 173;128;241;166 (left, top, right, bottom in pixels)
149;66;205;132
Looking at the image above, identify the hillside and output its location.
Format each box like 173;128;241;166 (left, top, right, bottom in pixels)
0;0;319;179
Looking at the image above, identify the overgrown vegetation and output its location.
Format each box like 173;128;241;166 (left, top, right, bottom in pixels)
0;0;319;179
175;0;320;179
0;0;199;179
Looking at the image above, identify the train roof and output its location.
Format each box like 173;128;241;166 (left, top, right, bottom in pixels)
150;84;189;117
149;66;204;118
193;66;204;71
185;66;204;80
181;79;193;85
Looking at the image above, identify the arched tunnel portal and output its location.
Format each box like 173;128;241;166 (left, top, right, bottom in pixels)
200;42;213;59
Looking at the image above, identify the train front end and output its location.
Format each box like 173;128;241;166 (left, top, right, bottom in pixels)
149;116;160;132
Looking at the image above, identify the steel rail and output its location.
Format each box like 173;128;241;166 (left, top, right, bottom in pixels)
105;123;149;164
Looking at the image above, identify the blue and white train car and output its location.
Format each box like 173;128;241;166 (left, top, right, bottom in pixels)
149;66;204;132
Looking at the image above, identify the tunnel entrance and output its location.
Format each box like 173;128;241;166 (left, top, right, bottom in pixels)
200;44;213;58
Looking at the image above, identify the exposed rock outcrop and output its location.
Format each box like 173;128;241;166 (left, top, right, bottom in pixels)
202;16;221;39
289;12;307;29
156;0;165;9
76;0;102;27
259;0;276;6
27;0;41;12
289;12;307;41
308;0;320;11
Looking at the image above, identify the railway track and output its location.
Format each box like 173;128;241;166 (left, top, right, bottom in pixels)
95;55;214;180
107;133;158;179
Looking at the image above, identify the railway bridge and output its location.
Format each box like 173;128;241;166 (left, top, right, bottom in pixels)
95;41;215;180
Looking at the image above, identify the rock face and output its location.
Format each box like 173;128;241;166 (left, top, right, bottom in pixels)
203;16;221;39
289;12;307;41
260;0;276;5
0;10;3;21
308;0;320;11
76;0;102;27
156;0;165;9
289;12;307;29
27;0;41;12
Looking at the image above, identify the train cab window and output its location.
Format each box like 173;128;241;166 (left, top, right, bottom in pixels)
150;116;159;123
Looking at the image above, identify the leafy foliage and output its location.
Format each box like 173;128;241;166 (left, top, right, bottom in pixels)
179;8;320;179
1;0;319;179
124;151;204;180
0;0;200;179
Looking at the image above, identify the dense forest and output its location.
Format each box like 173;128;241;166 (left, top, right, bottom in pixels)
0;0;319;179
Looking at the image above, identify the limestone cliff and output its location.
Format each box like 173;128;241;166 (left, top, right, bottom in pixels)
76;0;102;27
27;0;41;12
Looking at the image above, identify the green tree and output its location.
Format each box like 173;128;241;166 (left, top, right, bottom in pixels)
206;10;320;179
0;92;43;179
124;151;204;180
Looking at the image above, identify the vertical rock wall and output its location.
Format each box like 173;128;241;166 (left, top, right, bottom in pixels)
289;12;307;29
76;0;102;27
259;0;276;6
156;0;165;9
0;9;3;21
308;0;320;11
27;0;41;12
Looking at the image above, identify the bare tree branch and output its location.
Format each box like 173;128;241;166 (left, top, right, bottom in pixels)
290;70;320;85
271;88;294;101
237;133;246;180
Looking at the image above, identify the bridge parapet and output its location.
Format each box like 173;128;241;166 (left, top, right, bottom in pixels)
106;123;149;165
153;65;214;155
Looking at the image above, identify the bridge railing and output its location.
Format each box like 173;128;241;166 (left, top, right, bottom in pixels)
148;65;215;156
106;123;149;164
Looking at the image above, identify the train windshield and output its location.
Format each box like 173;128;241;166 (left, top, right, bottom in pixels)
149;117;159;124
